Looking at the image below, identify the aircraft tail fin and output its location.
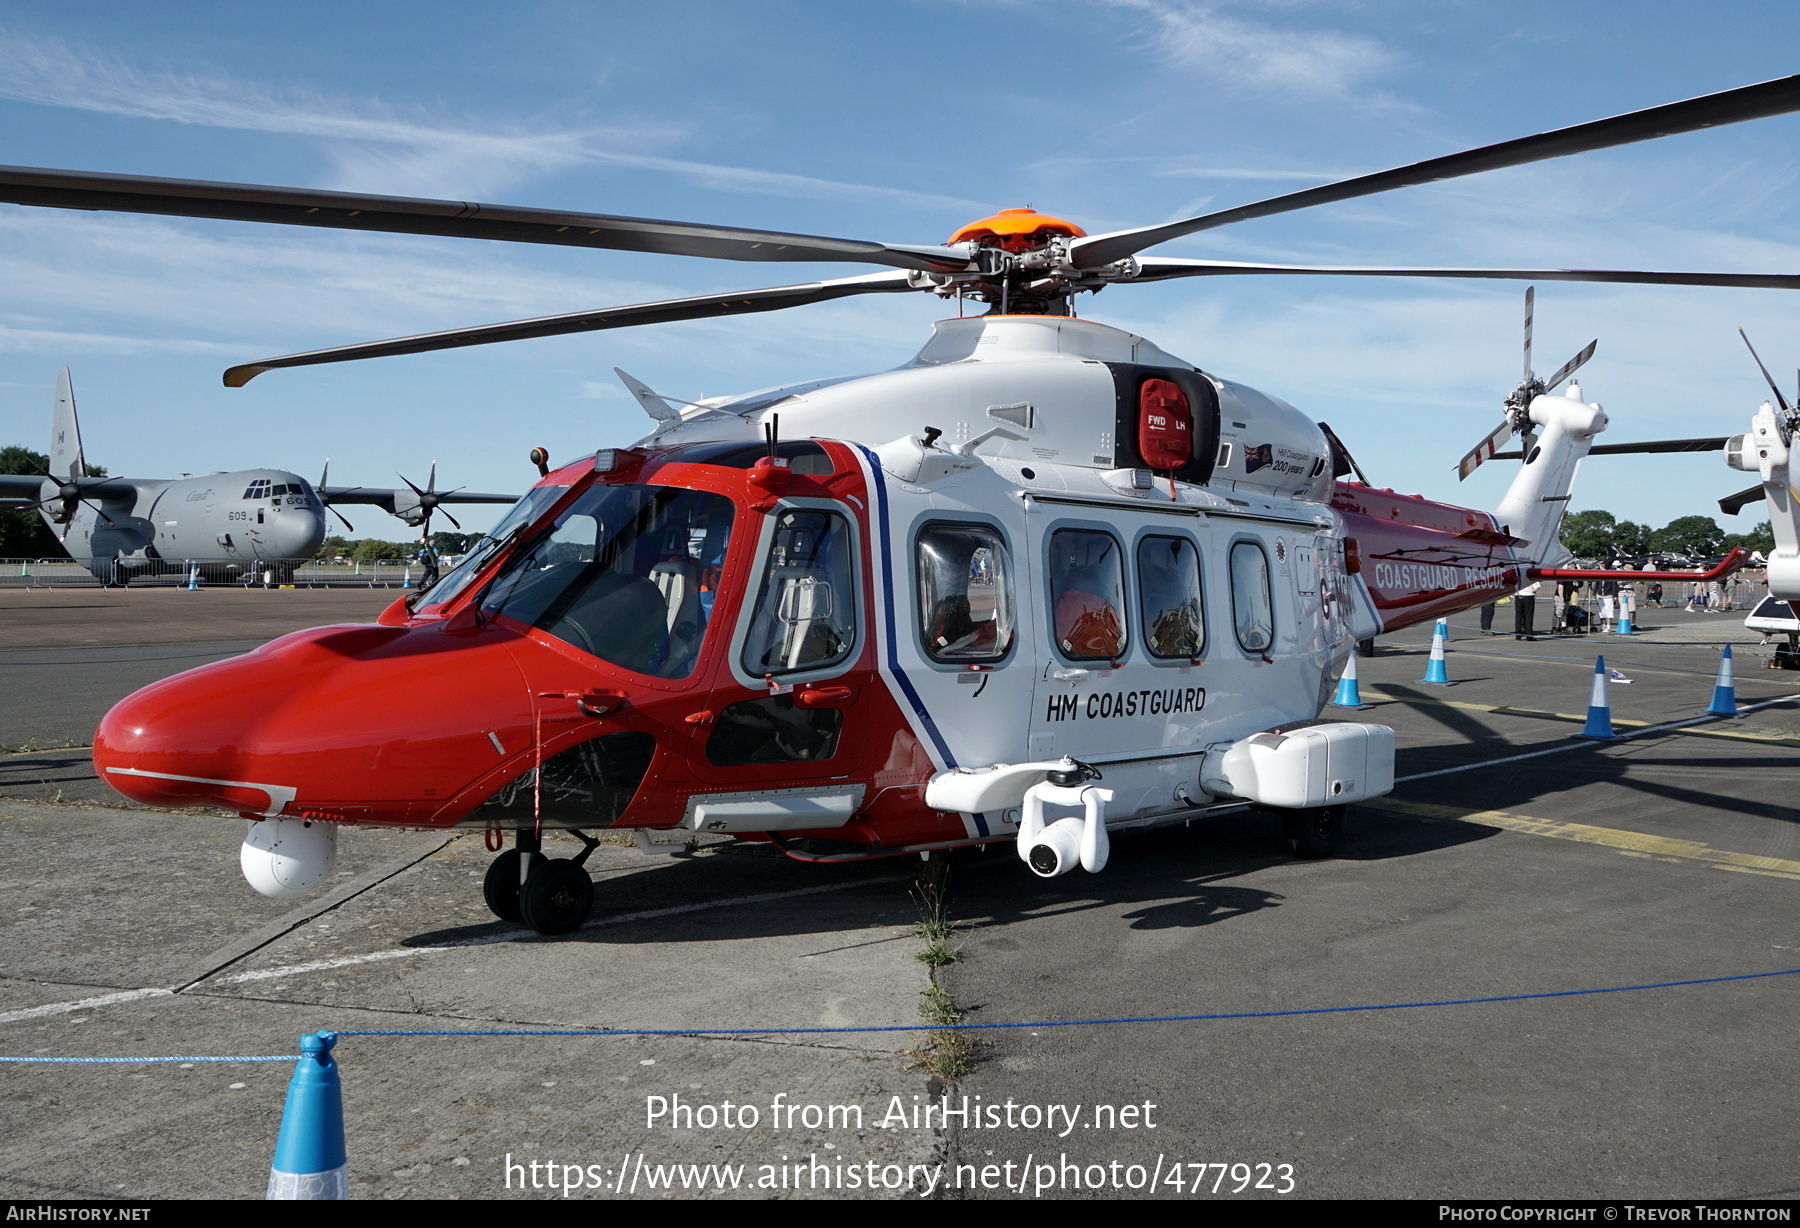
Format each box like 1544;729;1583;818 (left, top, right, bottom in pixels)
49;366;86;482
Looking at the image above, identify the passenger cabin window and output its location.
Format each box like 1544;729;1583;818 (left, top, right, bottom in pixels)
917;524;1015;663
740;509;857;677
1138;535;1205;659
478;484;733;678
1048;529;1127;661
1230;541;1275;653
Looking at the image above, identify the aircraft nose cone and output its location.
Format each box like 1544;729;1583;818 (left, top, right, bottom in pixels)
94;622;537;822
265;507;325;562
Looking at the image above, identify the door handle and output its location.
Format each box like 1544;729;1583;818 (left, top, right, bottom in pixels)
539;690;627;717
794;685;856;709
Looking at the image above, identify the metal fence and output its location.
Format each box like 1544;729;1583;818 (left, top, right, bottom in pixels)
0;558;426;589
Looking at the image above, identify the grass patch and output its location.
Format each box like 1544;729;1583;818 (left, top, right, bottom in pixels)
911;852;960;964
903;854;976;1080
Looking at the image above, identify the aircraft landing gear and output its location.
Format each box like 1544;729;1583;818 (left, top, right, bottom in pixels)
482;828;600;935
1280;805;1347;859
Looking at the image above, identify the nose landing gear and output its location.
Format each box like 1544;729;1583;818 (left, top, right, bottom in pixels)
482;828;600;935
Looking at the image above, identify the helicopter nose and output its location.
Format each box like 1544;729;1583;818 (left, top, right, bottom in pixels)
94;621;537;822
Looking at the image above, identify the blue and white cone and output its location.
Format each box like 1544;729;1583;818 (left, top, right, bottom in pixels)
1330;652;1370;709
1706;644;1739;717
1420;618;1451;684
268;1032;348;1200
1578;656;1616;739
1615;604;1633;635
185;564;200;591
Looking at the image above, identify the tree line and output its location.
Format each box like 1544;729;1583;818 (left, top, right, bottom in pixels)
1560;510;1772;560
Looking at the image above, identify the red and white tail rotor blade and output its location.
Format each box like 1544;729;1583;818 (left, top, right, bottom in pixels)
1544;339;1597;392
1457;418;1517;481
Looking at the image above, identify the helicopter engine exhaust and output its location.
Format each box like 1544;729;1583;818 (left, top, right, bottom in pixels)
1018;778;1113;877
239;817;338;899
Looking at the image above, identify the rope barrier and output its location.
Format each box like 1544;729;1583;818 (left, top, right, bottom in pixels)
327;964;1800;1038
0;1054;297;1064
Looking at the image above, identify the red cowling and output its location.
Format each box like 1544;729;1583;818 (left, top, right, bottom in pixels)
1138;379;1191;472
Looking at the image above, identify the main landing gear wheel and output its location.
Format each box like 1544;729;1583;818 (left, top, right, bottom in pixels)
483;849;524;922
521;858;594;935
1282;805;1347;859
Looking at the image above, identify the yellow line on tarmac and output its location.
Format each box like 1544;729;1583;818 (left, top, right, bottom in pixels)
1372;798;1800;883
1361;689;1800;749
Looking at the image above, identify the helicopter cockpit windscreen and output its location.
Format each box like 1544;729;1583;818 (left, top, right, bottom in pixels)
412;484;567;612
478;484;734;678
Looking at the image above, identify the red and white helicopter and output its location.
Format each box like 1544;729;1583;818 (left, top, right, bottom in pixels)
4;74;1797;933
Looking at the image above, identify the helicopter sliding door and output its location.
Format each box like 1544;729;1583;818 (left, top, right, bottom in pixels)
1026;508;1215;818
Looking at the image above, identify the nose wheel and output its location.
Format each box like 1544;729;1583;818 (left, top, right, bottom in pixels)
482;828;599;935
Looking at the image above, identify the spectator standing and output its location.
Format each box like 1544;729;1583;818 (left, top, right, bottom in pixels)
1514;580;1540;639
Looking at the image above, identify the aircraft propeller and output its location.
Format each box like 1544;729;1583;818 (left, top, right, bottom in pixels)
23;462;115;539
311;460;358;533
397;461;465;535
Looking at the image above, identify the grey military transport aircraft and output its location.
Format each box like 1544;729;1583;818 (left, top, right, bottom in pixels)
0;368;518;582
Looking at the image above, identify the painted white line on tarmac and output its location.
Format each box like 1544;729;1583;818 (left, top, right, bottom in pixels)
220;871;915;986
1396;693;1798;784
0;987;174;1025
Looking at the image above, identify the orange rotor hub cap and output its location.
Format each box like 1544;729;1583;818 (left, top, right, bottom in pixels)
948;207;1086;253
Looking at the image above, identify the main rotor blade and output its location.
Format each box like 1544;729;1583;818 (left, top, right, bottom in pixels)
1544;340;1597;392
1720;483;1767;516
0;164;971;274
1493;436;1729;459
1457;418;1517;481
224;271;918;385
1073;72;1800;268
1129;258;1800;291
1737;326;1791;412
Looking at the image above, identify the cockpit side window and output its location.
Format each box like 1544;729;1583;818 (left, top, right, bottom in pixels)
475;484;734;678
917;523;1014;664
740;509;857;677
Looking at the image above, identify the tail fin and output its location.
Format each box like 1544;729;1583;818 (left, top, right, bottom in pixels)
49;367;86;482
1493;382;1608;567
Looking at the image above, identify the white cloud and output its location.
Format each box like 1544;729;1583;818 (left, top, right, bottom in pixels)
0;31;981;211
1100;0;1399;98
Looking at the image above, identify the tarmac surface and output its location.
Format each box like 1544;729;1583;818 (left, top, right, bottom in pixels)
2;592;1798;1199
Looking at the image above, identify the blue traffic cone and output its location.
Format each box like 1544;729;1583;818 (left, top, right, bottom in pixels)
1578;656;1616;739
268;1032;347;1200
1420;618;1451;684
185;564;200;591
1706;644;1738;716
1615;602;1633;635
1330;652;1370;709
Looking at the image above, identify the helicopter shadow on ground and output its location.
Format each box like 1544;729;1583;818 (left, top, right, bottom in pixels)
398;799;1502;951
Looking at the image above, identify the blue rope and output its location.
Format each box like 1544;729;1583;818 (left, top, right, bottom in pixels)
7;966;1794;1062
0;1054;298;1064
335;965;1800;1038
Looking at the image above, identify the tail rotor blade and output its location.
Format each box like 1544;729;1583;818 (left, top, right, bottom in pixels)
1545;339;1597;392
1719;482;1767;516
1523;286;1534;383
1457;418;1517;480
1736;326;1791;412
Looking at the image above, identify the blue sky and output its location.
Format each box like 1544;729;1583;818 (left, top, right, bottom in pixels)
3;0;1800;536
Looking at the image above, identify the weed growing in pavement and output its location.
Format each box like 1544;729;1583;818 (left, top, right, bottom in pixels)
911;853;960;965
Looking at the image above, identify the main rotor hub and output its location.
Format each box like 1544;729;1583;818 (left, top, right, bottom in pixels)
926;208;1134;315
946;207;1086;252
